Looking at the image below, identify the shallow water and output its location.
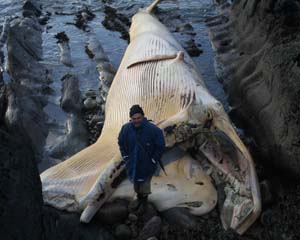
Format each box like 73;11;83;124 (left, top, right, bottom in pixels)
0;0;227;101
0;0;229;162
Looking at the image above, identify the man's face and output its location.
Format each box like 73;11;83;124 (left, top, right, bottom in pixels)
131;113;144;128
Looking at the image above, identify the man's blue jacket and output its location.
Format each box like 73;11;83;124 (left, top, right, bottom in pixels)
118;118;165;183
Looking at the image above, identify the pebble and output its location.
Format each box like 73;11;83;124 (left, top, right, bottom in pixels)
128;213;138;223
91;114;103;123
130;224;139;238
137;216;162;240
85;89;97;98
83;97;97;110
114;224;132;240
147;237;158;240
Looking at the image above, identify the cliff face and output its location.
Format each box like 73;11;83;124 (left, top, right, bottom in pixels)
210;0;300;177
0;127;43;239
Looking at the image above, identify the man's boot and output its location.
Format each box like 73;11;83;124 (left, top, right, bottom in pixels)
140;194;148;207
136;194;148;215
129;193;144;213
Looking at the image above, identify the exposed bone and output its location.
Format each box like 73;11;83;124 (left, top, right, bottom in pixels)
109;151;217;215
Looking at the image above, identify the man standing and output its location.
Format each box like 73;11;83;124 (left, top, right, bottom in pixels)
118;104;165;211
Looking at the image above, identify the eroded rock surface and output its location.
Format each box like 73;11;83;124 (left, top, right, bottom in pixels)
209;0;300;177
5;15;49;162
0;128;43;240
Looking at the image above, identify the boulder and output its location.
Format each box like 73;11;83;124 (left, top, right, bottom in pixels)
113;224;131;240
161;207;198;230
60;74;82;113
137;216;162;240
94;200;129;225
42;206;116;240
48;114;88;160
0;128;43;240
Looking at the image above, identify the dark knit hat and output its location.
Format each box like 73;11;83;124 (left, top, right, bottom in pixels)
129;104;144;117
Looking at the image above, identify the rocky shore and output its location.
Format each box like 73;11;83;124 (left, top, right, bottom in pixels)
1;0;300;239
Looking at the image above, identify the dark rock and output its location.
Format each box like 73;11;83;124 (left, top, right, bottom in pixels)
60;74;82;113
128;213;138;223
212;0;300;177
176;23;194;32
114;224;132;240
41;85;55;95
185;39;203;57
85;45;95;59
128;199;140;213
81;8;95;21
85;89;97;98
84;97;98;110
175;23;196;35
5;83;48;162
102;6;130;41
130;223;139;238
48;114;88;160
147;237;158;240
137;216;162;240
74;7;95;31
91;115;103;125
161;207;198;230
138;203;158;224
215;0;227;4
23;10;36;18
274;0;300;27
95;200;129;225
0;128;43;240
22;0;42;17
8;18;43;74
39;15;50;25
55;31;69;43
260;180;276;207
86;36;115;101
54;32;73;67
4;0;50;163
42;206;116;240
0;81;6;122
128;201;158;224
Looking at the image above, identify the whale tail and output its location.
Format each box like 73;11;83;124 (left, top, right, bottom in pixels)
146;0;163;13
146;0;179;13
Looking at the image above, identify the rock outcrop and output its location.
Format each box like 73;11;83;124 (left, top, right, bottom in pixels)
5;12;49;162
209;0;300;177
0;128;43;240
48;74;88;160
0;1;113;240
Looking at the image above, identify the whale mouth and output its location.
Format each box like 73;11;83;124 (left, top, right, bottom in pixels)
200;112;261;234
159;101;261;235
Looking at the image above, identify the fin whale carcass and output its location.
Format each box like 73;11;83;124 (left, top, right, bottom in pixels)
41;0;261;234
